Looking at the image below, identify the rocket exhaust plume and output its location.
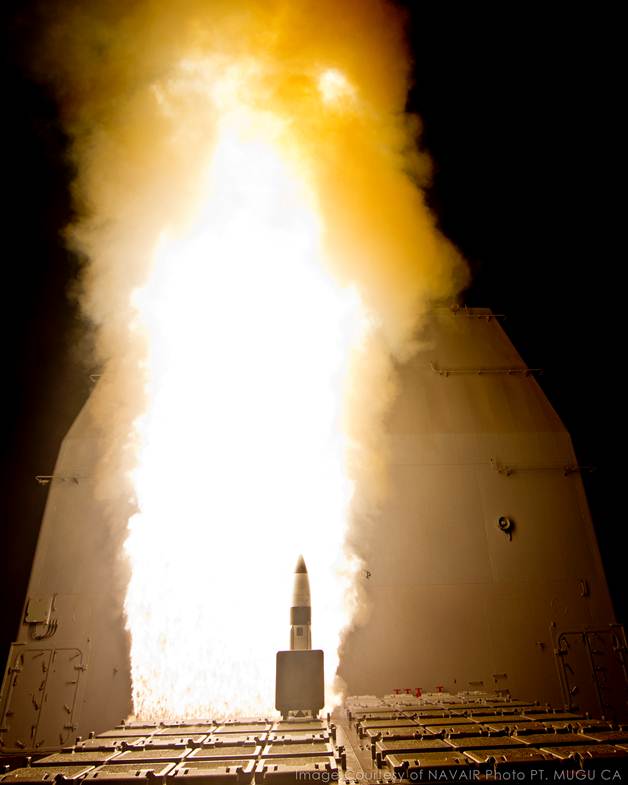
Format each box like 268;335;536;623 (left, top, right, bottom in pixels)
33;0;466;718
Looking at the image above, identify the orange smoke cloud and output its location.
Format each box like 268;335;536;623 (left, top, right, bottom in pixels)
31;0;467;717
35;0;466;493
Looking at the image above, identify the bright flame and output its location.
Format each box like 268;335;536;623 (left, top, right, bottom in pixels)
37;0;466;721
318;69;355;105
124;86;367;718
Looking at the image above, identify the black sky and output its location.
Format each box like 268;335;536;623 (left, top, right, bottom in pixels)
1;4;624;668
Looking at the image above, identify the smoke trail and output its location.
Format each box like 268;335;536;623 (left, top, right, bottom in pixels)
33;0;466;716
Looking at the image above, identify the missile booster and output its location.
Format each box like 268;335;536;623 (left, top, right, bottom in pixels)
290;555;312;650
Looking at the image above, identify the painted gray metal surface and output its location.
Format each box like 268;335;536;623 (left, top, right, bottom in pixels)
341;308;617;709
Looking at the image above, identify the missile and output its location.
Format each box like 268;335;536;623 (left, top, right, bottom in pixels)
276;556;324;716
290;555;312;650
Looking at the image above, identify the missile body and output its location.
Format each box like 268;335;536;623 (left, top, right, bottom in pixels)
290;555;312;650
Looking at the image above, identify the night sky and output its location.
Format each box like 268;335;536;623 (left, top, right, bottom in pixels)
1;4;623;670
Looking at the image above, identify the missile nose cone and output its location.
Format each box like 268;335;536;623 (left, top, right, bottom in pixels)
295;555;308;574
